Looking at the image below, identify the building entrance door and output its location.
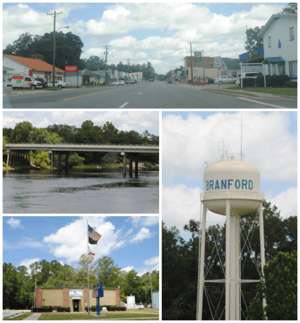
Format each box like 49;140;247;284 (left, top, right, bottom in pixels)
73;300;79;312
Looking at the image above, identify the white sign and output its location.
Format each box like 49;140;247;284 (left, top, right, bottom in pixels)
214;56;222;67
69;290;83;297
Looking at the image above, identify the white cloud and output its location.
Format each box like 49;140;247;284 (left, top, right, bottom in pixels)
128;216;159;228
7;217;23;229
143;256;159;266
3;3;285;74
19;258;40;273
267;187;297;219
4;237;44;250
43;217;126;263
130;227;152;243
162;112;297;183
122;266;134;272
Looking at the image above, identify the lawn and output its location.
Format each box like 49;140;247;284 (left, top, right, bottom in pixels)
206;89;258;97
38;312;159;320
4;313;33;320
226;86;297;96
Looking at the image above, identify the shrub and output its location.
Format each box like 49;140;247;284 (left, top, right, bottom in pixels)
285;81;297;88
241;78;256;87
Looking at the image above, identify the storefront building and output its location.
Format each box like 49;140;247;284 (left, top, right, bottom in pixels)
36;287;121;312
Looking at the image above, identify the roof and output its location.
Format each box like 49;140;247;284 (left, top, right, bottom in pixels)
222;58;240;70
263;57;286;64
3;54;64;73
3;66;14;71
258;14;297;37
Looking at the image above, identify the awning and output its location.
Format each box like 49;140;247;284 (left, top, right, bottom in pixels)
263;57;285;64
72;297;82;300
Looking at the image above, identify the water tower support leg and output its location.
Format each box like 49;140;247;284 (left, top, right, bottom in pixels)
197;203;206;320
259;202;267;312
225;200;231;320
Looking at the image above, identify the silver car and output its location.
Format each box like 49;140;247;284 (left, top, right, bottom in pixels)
214;75;236;84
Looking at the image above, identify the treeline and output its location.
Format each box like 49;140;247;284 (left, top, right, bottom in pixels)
162;201;297;320
4;32;156;80
3;256;159;310
3;120;159;167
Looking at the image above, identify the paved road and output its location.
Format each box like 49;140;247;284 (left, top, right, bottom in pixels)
3;82;297;109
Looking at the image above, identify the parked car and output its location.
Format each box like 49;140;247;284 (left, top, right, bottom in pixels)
149;79;154;82
111;81;119;86
48;80;70;88
235;72;262;85
167;79;172;84
118;80;125;85
132;79;137;83
7;75;43;89
214;75;236;84
35;78;48;88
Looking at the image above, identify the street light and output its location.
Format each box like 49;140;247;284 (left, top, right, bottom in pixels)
52;26;69;87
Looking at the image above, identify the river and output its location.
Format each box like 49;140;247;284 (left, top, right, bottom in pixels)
3;168;159;213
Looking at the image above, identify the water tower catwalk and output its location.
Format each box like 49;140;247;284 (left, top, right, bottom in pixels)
197;153;266;320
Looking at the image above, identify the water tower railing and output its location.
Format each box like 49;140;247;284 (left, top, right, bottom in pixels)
201;191;265;201
220;153;245;161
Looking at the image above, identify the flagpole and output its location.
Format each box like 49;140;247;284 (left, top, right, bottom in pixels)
87;220;89;315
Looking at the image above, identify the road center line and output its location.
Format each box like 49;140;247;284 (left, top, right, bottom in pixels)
119;102;129;109
236;97;290;109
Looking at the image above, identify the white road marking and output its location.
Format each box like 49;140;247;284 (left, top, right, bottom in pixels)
119;102;129;109
237;97;289;109
138;92;142;95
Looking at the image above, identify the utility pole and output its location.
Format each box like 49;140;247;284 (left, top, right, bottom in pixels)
48;11;62;87
190;43;194;85
103;45;111;85
127;59;130;79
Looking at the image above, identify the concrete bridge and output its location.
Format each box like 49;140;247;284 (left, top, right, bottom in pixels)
5;143;159;176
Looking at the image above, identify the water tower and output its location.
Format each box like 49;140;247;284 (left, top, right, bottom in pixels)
197;153;266;320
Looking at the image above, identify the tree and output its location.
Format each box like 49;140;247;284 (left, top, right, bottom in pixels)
247;250;297;320
245;27;263;51
95;256;121;288
13;121;34;143
121;270;144;302
3;263;18;309
3;32;33;57
282;3;297;13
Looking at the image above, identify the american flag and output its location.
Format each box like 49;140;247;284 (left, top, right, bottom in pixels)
88;225;101;244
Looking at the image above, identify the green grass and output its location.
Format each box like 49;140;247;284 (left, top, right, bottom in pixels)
206;89;258;97
226;86;297;96
38;312;159;320
4;313;33;320
44;88;62;91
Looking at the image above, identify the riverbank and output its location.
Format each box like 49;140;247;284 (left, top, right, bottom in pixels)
3;163;159;171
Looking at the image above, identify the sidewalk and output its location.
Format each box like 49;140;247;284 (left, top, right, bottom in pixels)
24;313;42;320
177;82;296;99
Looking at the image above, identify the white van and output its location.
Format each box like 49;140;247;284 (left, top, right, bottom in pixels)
7;75;43;89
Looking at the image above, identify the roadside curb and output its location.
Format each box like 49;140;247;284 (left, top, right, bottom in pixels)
202;89;297;100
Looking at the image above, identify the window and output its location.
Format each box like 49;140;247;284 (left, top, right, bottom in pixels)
289;61;297;79
232;72;237;77
268;36;272;47
289;27;294;41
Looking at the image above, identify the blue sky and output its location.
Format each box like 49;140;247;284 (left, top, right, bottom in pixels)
162;111;297;231
3;216;159;275
3;111;159;136
3;3;289;74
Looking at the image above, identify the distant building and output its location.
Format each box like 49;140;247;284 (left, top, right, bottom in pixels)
239;46;264;64
258;14;297;80
220;58;240;77
35;287;120;313
3;54;65;81
128;71;143;82
3;66;14;92
152;291;159;309
184;56;219;80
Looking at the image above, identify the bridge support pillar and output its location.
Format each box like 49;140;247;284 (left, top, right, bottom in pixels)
49;151;54;171
65;153;70;172
122;153;127;176
135;155;139;177
129;156;133;177
58;154;62;171
6;149;10;167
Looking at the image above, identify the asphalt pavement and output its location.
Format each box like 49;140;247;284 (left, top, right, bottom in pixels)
3;81;297;109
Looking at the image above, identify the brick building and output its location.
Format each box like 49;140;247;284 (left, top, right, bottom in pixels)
36;287;121;312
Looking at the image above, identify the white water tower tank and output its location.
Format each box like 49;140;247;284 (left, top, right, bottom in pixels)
202;154;262;215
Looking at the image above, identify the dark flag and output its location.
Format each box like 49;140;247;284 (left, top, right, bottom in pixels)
88;225;101;244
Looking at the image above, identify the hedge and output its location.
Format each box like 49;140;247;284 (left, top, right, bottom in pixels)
256;75;291;87
32;306;70;312
85;305;126;312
